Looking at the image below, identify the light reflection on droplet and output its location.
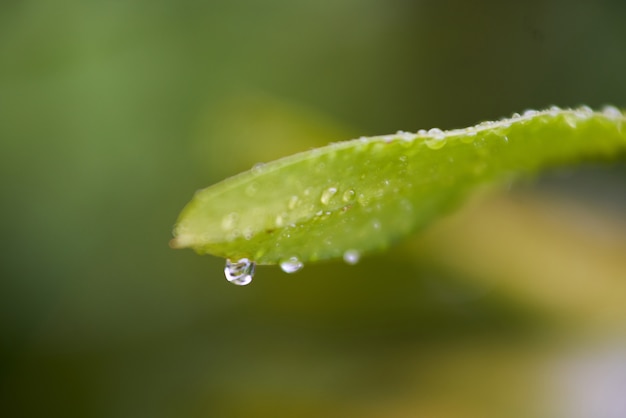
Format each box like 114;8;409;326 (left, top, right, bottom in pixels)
343;250;361;265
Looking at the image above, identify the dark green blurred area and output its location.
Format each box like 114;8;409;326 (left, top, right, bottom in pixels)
2;1;626;417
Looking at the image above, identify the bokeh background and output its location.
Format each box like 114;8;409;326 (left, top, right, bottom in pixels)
2;1;626;417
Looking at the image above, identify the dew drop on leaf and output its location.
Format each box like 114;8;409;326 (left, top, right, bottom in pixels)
427;128;445;140
342;189;355;203
224;258;255;286
320;187;338;205
602;105;622;119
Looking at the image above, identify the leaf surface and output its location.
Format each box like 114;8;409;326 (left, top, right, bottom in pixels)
172;107;626;265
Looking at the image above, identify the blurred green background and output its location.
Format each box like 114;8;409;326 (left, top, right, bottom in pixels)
2;1;626;417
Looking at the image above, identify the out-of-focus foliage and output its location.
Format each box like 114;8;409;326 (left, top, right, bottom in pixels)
1;1;626;417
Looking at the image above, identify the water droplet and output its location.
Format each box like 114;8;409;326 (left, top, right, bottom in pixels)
372;220;381;229
280;257;303;273
288;195;299;210
343;250;361;265
548;106;561;115
357;193;370;207
602;105;622;119
425;137;447;150
461;127;477;142
418;129;427;135
342;189;355;202
251;162;265;174
523;109;538;117
224;258;255;286
221;212;239;231
275;214;285;227
320;187;338;205
428;128;445;140
395;130;414;141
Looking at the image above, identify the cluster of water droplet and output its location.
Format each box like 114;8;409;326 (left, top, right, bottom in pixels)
223;249;365;285
218;105;625;286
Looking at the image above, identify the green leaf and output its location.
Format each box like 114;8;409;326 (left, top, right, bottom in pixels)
171;106;625;266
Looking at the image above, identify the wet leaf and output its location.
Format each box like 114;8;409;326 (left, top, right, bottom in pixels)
171;107;626;265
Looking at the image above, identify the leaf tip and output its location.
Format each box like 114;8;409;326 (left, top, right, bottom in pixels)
169;234;195;250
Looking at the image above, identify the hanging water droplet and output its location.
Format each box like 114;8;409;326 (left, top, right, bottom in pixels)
280;257;303;273
320;187;338;205
343;250;361;265
224;258;255;286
